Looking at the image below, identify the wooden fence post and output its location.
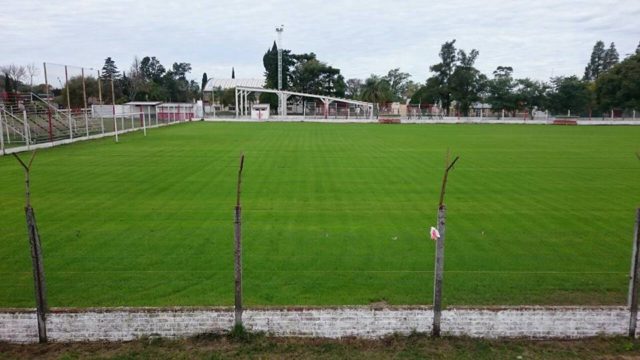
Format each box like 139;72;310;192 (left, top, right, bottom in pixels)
628;208;640;337
13;151;48;343
432;205;446;337
234;153;245;327
432;151;459;337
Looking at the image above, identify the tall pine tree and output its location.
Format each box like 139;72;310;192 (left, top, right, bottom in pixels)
602;42;619;71
262;41;293;90
201;72;208;102
101;57;120;80
583;41;605;81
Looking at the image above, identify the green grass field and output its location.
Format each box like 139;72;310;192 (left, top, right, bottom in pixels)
1;122;639;308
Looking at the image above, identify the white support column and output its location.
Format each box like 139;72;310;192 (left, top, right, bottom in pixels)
212;92;216;119
244;91;248;117
114;109;119;143
282;94;290;117
142;112;147;136
321;98;331;119
235;88;239;119
276;92;281;116
23;110;30;148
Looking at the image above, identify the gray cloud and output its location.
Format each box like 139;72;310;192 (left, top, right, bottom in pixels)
1;0;638;85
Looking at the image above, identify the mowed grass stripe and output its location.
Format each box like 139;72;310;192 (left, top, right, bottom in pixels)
0;122;638;307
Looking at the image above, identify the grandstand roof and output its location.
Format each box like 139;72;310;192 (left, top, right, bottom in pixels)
204;78;265;91
126;101;163;106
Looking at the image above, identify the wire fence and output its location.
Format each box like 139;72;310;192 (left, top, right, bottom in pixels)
0;94;193;154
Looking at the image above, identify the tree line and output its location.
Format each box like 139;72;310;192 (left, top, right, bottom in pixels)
344;39;640;117
2;39;639;116
0;57;201;108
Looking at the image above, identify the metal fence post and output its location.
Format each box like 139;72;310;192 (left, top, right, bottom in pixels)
234;154;245;328
628;208;640;337
13;152;48;343
432;152;459;337
433;205;446;336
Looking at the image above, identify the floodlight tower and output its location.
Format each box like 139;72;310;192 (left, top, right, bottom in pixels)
276;25;284;91
275;25;284;116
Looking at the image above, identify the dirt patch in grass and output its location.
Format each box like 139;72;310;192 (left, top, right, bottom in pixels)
3;334;640;359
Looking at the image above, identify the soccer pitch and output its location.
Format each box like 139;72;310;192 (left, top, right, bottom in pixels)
1;122;639;308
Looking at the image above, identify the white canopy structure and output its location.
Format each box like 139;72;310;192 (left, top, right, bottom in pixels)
234;86;374;120
204;79;265;91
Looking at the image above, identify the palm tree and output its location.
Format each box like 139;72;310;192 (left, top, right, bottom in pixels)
360;75;392;114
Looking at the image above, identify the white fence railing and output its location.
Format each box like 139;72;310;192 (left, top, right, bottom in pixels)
1;109;187;156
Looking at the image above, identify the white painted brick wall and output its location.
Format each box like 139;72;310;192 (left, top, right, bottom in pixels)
245;307;432;338
47;309;234;342
0;306;632;343
442;307;628;338
0;312;38;343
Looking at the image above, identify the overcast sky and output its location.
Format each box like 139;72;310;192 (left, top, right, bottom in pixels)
2;0;639;85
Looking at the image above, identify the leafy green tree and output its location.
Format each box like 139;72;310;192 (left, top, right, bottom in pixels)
60;76;100;108
345;78;363;99
583;41;606;81
514;78;548;119
602;42;619;71
595;53;640;112
119;71;131;102
263;41;294;90
428;40;457;114
383;68;411;101
101;57;120;80
162;62;194;102
140;56;166;82
403;81;421;102
547;76;590;116
486;66;516;116
636;41;640;55
289;53;345;97
360;75;393;106
410;77;442;105
449;49;486;116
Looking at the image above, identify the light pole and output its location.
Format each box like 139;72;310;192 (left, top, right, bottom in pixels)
276;25;284;91
276;25;284;116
